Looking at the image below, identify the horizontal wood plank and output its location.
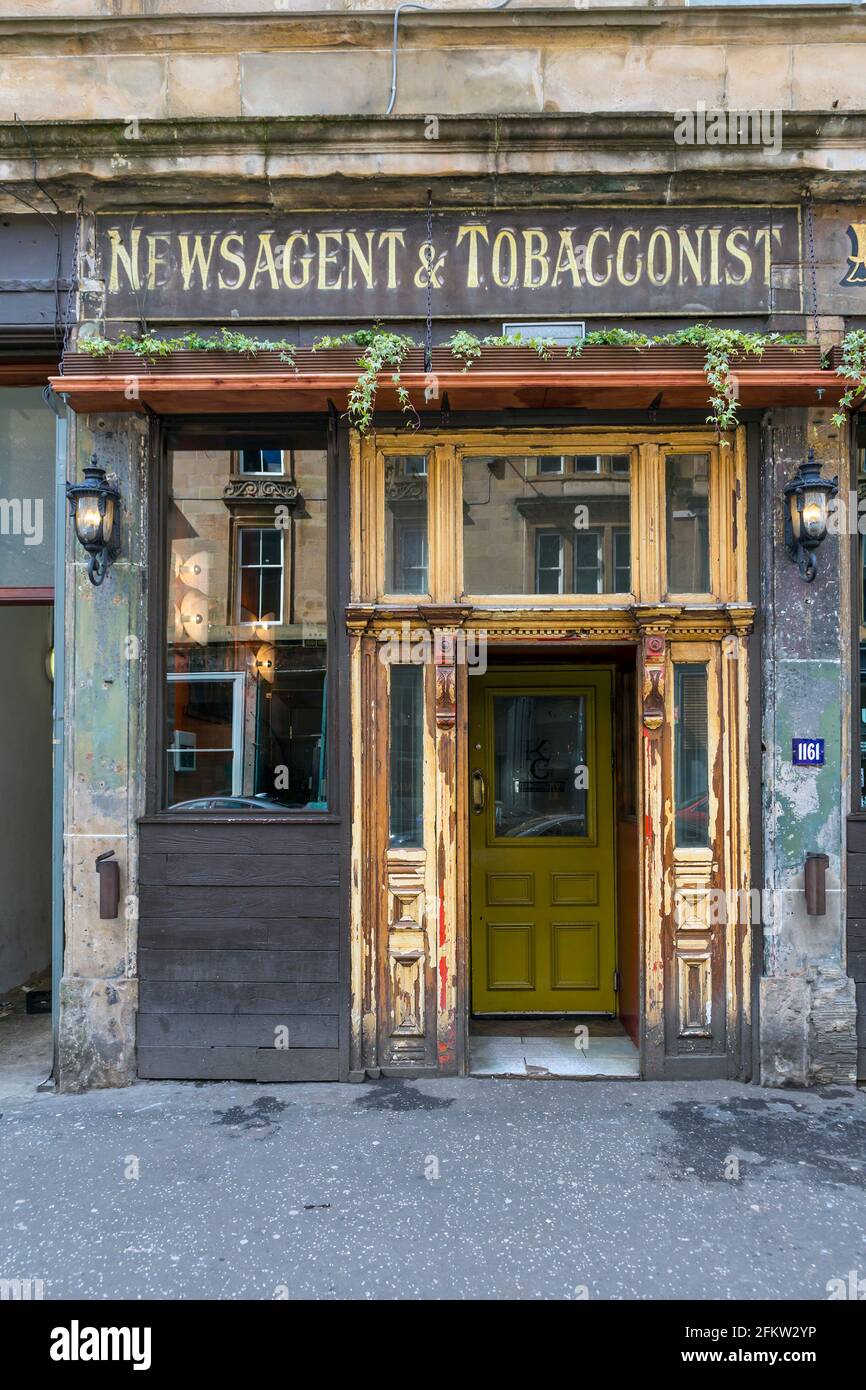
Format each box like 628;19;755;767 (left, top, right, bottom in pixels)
140;822;341;856
139;980;339;1014
138;1013;337;1047
136;1046;339;1082
138;948;338;983
138;917;339;951
139;853;340;887
139;884;339;918
847;853;866;886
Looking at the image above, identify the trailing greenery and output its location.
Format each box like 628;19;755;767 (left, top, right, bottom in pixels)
833;329;866;427
80;321;850;436
80;327;297;363
311;326;418;433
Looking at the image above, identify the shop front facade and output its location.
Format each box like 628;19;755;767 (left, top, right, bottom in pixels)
2;2;863;1091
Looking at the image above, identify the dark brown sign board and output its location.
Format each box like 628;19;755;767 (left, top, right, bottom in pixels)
95;207;804;322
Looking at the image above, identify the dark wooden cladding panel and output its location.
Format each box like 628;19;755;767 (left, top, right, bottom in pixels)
138;1013;337;1047
847;853;866;887
139;853;340;887
137;1047;340;1082
849;819;866;1080
847;818;866;853
139;884;339;918
138;917;339;951
139;821;341;856
140;980;339;1014
139;949;338;982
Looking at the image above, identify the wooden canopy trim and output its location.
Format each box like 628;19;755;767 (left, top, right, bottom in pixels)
50;344;845;416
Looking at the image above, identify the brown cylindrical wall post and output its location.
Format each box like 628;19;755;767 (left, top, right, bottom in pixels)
804;853;829;917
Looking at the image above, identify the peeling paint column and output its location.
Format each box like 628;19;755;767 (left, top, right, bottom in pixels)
57;412;148;1091
760;409;858;1086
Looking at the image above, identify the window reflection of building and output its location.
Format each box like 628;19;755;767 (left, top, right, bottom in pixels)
165;441;328;812
385;454;429;594
666;452;710;593
462;453;631;596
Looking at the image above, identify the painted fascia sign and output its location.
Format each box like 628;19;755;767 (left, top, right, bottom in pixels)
792;738;825;767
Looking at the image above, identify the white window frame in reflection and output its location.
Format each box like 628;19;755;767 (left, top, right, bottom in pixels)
236;525;285;626
237;448;286;476
166;670;245;796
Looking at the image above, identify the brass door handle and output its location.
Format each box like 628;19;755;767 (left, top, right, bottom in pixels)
472;769;486;813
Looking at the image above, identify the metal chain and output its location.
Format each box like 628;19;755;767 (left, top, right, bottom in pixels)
425;186;433;375
805;188;820;347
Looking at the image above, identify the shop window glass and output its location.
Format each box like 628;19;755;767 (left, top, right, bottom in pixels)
165;439;327;812
389;665;423;847
384;454;429;594
674;664;710;847
492;693;588;839
462;453;631;595
0;387;56;589
666;452;710;593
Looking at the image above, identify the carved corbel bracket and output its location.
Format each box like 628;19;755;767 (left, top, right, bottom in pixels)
641;633;666;735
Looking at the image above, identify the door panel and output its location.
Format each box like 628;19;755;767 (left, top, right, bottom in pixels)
470;668;616;1013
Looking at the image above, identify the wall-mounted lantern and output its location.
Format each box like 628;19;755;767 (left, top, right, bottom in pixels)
66;456;121;586
783;448;837;582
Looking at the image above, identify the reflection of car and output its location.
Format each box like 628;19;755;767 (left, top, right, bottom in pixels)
675;793;709;837
169;794;296;813
503;813;587;838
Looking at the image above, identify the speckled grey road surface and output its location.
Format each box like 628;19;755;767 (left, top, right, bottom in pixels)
2;1077;865;1300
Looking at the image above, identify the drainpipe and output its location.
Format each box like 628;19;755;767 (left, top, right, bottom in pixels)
45;386;67;1085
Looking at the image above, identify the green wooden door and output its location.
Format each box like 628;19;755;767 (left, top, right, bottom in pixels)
469;668;617;1014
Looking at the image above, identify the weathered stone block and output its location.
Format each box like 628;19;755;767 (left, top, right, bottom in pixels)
543;44;726;114
0;57;166;122
792;43;866;111
57;976;138;1093
760;974;809;1087
723;44;791;112
168;55;240;119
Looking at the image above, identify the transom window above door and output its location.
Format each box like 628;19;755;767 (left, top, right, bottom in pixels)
461;453;632;597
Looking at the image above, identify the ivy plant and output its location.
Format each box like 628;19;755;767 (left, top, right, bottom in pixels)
833;328;866;427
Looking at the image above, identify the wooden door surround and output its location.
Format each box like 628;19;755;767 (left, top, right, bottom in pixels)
347;428;754;1081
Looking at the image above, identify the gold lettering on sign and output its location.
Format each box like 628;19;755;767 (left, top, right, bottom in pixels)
107;227;141;291
724;228;752;286
377;230;406;289
316;231;343;290
218;233;247;290
491;229;519;287
842;223;866;285
585;228;612;287
456;223;489;288
346;230;376;290
145;233;171;290
616;229;642;287
250;232;280;290
753;226;782;285
708;226;722;286
522;229;550;288
178;233;217;290
282;232;312;289
551;229;582;288
647;228;673;286
677;226;703;286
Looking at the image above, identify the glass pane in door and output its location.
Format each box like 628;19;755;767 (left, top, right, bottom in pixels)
492;693;588;838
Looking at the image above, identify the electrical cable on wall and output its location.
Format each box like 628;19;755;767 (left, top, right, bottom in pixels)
386;0;514;116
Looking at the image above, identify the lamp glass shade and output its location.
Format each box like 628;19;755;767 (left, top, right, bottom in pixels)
800;489;826;541
74;495;108;547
